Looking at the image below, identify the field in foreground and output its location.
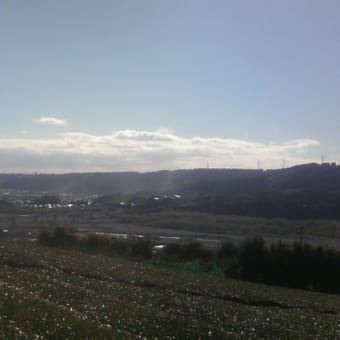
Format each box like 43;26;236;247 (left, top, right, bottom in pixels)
0;240;339;339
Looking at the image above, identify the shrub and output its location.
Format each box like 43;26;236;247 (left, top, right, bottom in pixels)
130;238;152;259
238;236;268;282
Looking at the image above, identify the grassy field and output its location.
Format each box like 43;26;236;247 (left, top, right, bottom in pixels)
116;210;340;246
0;239;339;339
3;207;340;248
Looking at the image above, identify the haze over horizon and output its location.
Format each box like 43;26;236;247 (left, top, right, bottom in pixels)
1;1;339;173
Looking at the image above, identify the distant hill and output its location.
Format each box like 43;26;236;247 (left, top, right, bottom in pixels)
0;163;339;196
2;163;340;219
0;168;262;195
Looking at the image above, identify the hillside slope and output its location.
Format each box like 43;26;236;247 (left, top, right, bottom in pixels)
0;240;339;339
1;163;340;196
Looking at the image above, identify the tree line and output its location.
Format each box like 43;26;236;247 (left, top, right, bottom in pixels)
39;227;340;295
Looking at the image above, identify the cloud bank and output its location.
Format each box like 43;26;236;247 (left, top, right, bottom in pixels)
35;117;67;126
0;129;321;173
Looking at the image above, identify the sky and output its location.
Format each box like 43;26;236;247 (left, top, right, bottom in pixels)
1;0;339;173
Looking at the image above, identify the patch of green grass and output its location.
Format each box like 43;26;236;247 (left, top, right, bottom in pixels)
152;259;225;278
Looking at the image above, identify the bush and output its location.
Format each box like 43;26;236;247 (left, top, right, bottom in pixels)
109;239;130;257
38;227;76;247
163;243;182;261
217;242;238;259
180;241;213;261
238;236;268;282
130;238;152;259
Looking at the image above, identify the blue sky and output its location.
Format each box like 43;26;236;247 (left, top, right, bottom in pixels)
1;1;339;172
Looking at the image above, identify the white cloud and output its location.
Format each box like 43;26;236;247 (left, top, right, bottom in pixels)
35;117;67;126
0;129;322;173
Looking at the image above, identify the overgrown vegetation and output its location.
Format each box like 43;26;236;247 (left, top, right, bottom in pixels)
39;227;152;260
230;237;340;294
39;227;340;295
